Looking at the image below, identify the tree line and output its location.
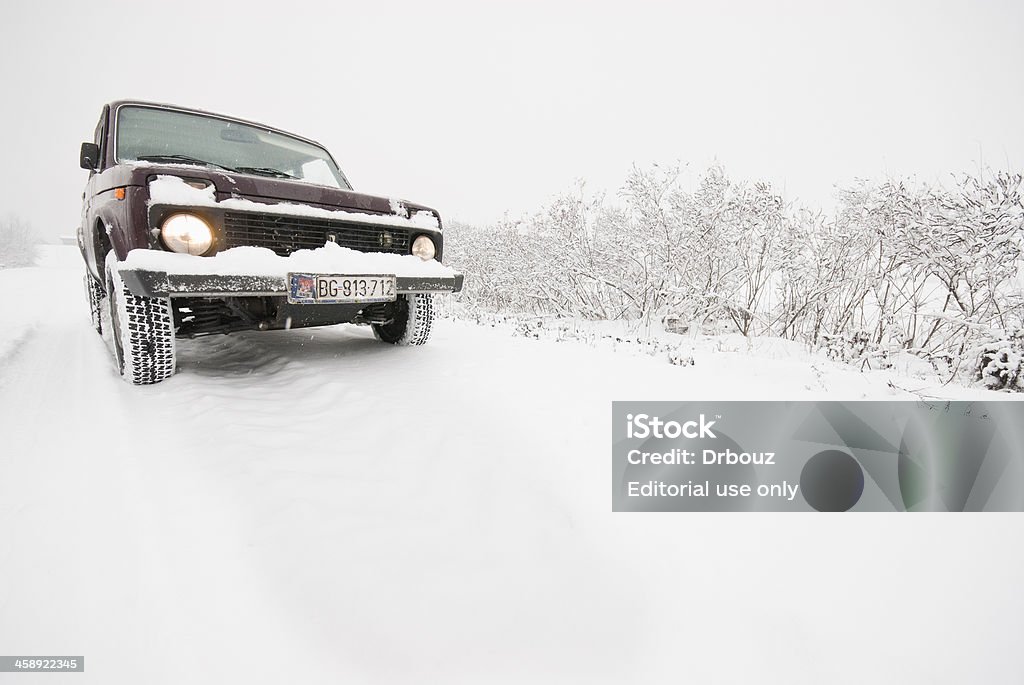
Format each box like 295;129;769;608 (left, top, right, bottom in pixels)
445;165;1024;390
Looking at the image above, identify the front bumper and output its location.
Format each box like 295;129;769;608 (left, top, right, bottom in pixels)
119;268;464;299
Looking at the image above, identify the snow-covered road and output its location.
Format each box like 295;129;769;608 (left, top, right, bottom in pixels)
0;247;1021;684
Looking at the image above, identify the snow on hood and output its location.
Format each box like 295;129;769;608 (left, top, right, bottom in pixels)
148;175;441;230
120;242;456;279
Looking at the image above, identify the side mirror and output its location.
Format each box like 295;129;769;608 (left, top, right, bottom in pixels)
80;142;100;170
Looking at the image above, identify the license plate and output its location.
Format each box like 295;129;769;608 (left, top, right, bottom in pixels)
287;273;396;304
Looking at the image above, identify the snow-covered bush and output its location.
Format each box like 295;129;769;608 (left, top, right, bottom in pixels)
444;165;1023;380
666;347;695;366
822;330;891;369
0;215;37;268
974;330;1024;391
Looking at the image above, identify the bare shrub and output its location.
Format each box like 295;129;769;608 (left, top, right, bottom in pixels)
444;165;1024;386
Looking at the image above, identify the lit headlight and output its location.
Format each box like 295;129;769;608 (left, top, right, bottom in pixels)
411;235;436;261
161;213;214;255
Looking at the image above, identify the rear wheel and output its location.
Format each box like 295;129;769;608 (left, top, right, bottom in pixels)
105;253;177;385
372;293;434;346
83;272;104;334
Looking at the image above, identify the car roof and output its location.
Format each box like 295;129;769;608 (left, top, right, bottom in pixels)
106;100;327;149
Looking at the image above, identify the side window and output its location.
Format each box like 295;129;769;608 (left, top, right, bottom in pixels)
93;106;109;171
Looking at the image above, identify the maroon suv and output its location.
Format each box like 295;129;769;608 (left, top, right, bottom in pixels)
79;101;463;385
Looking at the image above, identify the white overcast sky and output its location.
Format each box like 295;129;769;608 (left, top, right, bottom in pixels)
1;0;1022;239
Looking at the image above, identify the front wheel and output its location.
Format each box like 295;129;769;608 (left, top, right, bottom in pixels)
372;293;434;346
105;253;177;385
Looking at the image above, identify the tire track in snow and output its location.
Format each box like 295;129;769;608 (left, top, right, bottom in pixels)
0;261;330;681
0;326;37;379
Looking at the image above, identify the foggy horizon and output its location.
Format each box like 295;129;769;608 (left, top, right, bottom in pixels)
2;0;1022;238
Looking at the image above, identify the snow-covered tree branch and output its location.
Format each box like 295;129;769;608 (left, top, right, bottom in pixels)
445;166;1024;389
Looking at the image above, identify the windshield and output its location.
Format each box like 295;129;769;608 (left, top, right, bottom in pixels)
115;105;351;189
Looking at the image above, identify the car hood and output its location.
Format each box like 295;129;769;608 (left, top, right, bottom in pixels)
121;163;440;222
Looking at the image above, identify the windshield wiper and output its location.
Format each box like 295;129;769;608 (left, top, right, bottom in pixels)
135;156;297;180
135;154;236;172
233;166;297;179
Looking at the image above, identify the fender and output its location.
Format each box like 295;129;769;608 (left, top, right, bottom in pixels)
86;183;141;279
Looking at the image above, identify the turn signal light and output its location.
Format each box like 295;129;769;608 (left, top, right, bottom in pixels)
114;187;126;200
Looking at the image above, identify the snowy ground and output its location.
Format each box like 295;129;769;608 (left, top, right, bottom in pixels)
0;247;1021;684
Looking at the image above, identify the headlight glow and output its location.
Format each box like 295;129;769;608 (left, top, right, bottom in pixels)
411;235;436;261
161;213;214;255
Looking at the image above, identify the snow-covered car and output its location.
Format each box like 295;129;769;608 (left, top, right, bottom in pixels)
78;101;463;384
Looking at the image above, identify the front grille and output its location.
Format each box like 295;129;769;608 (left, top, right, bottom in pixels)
222;211;410;257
